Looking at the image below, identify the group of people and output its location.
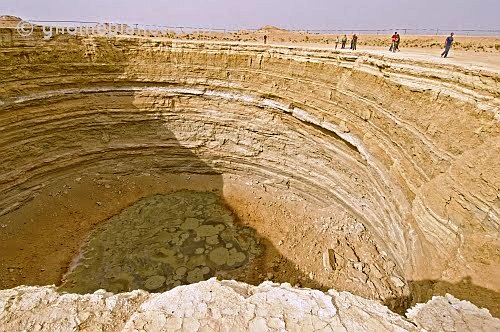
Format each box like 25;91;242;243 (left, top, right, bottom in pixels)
333;31;455;58
264;31;455;58
334;34;358;50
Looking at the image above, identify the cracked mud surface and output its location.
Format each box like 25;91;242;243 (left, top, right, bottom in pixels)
60;191;262;294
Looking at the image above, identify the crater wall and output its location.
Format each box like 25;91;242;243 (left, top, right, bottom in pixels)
0;33;498;307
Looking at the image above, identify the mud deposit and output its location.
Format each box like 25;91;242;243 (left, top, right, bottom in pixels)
60;191;263;294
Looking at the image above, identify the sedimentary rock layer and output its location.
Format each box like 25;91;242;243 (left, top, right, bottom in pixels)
0;33;499;307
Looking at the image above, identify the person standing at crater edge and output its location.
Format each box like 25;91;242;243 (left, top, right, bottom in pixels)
351;34;358;50
441;32;454;58
264;34;267;44
389;32;398;52
335;36;339;49
341;34;347;49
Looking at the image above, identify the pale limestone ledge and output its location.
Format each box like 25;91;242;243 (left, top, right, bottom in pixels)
1;279;498;332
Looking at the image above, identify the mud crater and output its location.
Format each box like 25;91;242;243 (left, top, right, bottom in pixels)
60;191;263;294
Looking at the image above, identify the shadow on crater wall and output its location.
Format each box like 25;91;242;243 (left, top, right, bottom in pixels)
0;85;322;294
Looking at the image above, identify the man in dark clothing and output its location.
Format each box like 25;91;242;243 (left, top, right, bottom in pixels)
264;35;267;44
341;34;347;49
351;34;358;50
441;32;454;58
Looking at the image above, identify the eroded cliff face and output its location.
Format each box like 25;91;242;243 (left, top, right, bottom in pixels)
0;31;498;316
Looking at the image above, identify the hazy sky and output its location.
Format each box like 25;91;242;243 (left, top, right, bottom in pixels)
2;0;499;30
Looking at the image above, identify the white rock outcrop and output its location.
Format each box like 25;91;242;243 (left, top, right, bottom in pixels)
1;279;499;331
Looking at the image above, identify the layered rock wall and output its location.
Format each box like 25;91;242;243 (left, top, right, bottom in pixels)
0;34;498;297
